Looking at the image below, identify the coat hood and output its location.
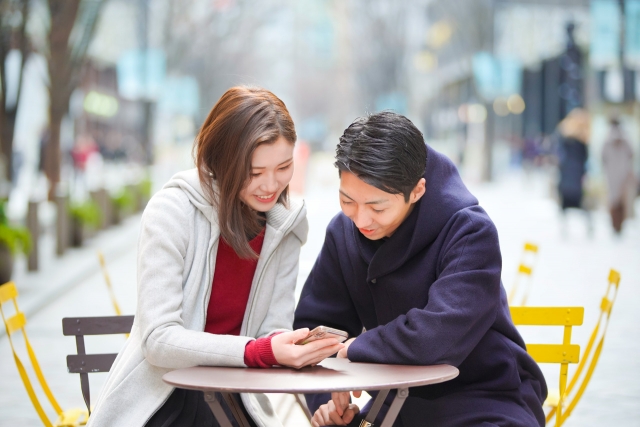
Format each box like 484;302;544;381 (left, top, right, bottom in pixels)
163;168;308;244
358;145;478;280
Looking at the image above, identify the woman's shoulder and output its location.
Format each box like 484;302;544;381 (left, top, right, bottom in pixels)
142;185;197;227
148;185;193;209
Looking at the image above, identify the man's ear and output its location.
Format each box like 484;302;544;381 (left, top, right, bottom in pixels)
410;178;426;203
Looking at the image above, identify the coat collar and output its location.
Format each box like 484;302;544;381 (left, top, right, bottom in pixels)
354;196;421;282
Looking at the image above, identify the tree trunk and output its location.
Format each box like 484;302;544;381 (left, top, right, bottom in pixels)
0;0;30;184
45;109;63;200
45;0;104;200
0;108;17;182
46;0;80;200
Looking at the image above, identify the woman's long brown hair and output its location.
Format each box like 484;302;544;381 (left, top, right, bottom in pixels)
194;86;296;259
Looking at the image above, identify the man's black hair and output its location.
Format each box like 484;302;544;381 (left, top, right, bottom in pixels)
335;111;427;201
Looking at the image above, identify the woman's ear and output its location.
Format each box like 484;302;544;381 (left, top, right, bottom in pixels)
410;178;426;203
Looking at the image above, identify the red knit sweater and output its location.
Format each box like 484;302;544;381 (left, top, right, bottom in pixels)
204;229;278;368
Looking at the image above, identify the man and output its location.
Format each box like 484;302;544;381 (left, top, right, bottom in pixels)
294;112;546;427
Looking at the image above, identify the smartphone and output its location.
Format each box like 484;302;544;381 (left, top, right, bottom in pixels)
295;326;349;345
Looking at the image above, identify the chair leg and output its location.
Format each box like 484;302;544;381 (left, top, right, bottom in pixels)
203;392;234;427
221;393;252;427
79;373;91;415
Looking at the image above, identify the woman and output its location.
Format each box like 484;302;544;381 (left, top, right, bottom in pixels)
555;108;592;236
87;86;344;427
556;108;590;211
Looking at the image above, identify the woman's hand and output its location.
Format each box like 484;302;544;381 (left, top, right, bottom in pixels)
271;328;345;369
311;397;360;427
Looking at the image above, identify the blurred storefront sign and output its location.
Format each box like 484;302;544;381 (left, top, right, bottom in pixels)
83;91;119;118
472;52;522;101
625;0;640;68
298;117;328;150
375;92;407;115
426;21;453;50
590;0;621;68
157;76;200;117
495;5;589;68
116;49;166;100
296;0;335;66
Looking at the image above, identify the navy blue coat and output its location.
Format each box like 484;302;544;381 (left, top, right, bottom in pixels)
294;146;547;427
557;135;588;209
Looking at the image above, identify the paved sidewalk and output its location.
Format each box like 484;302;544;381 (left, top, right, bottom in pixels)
0;214;141;425
3;213;141;334
1;158;639;426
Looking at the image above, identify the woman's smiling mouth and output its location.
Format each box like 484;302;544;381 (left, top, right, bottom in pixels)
255;193;276;203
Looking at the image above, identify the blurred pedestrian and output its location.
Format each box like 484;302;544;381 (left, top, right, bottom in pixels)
70;133;99;171
557;108;589;209
555;108;591;234
602;118;636;234
70;134;100;200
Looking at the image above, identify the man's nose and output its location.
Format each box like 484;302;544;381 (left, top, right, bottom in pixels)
352;208;373;229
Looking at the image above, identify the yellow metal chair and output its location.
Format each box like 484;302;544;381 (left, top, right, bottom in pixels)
0;282;88;426
509;305;584;427
97;251;122;316
544;269;621;425
508;242;539;306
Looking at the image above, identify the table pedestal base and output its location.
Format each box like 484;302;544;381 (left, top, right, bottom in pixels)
205;388;410;427
361;387;409;427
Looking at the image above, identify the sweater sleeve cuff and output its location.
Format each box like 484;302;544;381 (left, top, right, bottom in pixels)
244;336;279;368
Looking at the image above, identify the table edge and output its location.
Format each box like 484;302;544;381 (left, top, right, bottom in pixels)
162;364;460;394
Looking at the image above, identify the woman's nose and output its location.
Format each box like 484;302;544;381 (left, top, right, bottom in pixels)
260;174;278;193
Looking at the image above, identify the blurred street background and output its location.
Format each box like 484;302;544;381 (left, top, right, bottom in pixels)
0;0;639;426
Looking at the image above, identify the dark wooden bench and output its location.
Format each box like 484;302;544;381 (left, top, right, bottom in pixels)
62;315;134;414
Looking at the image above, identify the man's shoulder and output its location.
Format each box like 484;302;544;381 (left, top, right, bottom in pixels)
326;211;352;238
446;205;498;236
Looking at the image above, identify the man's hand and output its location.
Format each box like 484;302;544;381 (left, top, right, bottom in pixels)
337;337;356;359
311;396;360;427
331;390;362;416
271;328;344;369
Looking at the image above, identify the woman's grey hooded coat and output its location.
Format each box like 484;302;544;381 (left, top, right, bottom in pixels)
87;169;308;427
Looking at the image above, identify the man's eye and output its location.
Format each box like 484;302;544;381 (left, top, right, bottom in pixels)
372;209;385;213
341;200;352;204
